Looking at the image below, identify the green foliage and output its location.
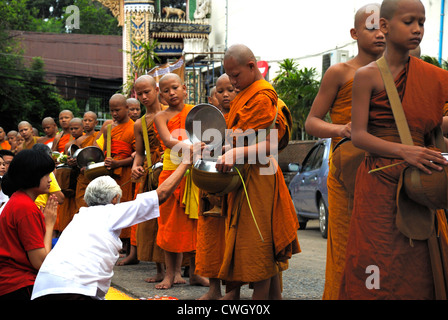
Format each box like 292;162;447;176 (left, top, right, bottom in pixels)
273;59;320;140
421;55;448;70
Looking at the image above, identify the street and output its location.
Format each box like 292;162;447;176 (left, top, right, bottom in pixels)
111;220;327;300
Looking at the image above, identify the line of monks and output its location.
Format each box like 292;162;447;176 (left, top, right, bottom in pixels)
0;43;301;300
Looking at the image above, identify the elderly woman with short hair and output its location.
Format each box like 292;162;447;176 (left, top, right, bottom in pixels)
31;156;194;300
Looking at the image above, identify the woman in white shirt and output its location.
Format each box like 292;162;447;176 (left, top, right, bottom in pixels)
31;158;193;300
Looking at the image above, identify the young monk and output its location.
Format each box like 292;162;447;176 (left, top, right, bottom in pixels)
37;117;58;149
304;3;385;300
121;75;166;273
14;133;24;154
52;110;74;154
18;121;38;150
7;131;17;152
153;73;207;289
216;44;300;300
97;94;135;255
127;98;142;122
74;111;98;211
0;127;11;150
196;74;237;300
55;118;84;233
339;0;448;299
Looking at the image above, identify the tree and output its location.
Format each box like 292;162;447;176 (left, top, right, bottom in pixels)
273;59;320;140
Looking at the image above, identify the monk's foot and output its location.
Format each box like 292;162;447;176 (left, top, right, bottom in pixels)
144;272;165;283
174;272;186;285
197;291;222;300
155;276;174;290
220;289;240;300
116;256;139;266
189;274;210;287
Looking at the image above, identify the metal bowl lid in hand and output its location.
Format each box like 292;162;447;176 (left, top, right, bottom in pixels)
75;146;105;169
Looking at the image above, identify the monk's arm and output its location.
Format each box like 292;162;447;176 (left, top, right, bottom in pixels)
305;65;351;138
351;66;446;174
154;113;191;153
132;119;146;179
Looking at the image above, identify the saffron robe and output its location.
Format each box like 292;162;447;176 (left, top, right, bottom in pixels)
55;133;71;153
195;113;229;278
135;116;165;263
339;56;448;299
155;104;198;253
108;120;135;239
74;133;97;212
0;140;11;150
323;79;358;300
218;79;300;283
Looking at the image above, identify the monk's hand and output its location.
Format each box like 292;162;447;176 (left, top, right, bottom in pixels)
216;148;237;173
104;157;116;170
43;195;58;227
132;165;145;180
339;122;352;139
403;145;448;175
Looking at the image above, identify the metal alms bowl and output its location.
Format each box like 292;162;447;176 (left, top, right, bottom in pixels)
191;159;242;195
185;103;227;151
75;146;105;169
84;161;110;181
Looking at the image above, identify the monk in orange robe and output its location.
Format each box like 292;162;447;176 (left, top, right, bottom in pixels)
154;73;207;290
304;4;385;300
98;94;135;245
74;111;98;212
17;121;38;150
216;44;300;300
37;117;58;149
118;75;166;272
339;0;448;299
0;127;11;150
196;74;237;300
52;110;74;153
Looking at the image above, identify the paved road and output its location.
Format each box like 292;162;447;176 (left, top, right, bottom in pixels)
111;219;327;300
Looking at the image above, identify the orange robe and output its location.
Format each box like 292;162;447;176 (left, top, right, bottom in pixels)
195;113;229;278
218;79;300;283
135;117;165;263
0;140;11;150
55;133;71;153
154;104;198;253
323;79;358;300
74;133;97;212
108;120;135;239
339;56;448;299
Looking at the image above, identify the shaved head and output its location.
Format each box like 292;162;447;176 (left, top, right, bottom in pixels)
355;3;381;28
59;109;74;117
380;0;423;20
134;74;157;88
69;117;83;126
109;93;127;107
159;73;183;87
84;111;97;120
216;73;230;86
224;44;257;66
42;117;56;126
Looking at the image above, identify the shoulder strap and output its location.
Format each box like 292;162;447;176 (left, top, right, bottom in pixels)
376;56;414;146
106;124;111;158
140;114;153;171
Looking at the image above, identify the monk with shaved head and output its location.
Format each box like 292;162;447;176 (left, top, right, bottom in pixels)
96;93;136;254
18;121;38;150
37;117;58;149
215;44;300;300
153;73;207;290
304;3;385;300
118;75;166;274
339;0;448;299
52;110;74;153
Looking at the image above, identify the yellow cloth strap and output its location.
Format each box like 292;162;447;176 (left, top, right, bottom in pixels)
106;124;111;158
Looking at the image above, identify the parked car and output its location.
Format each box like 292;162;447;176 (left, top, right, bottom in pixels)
288;138;331;238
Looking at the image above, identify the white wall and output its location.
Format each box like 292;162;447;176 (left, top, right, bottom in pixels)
209;0;448;79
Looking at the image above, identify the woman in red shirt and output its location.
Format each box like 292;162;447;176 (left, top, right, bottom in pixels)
0;149;58;299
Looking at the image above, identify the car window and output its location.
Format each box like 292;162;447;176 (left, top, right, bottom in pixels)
301;145;320;172
311;144;325;170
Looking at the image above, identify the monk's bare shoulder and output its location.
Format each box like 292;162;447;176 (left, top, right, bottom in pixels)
324;62;357;86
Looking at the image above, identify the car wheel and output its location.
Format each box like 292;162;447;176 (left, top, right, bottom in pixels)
318;198;328;239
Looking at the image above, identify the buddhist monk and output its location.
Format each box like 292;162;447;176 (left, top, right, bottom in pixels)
6;130;17;153
153;73;207;289
196;74;237;300
304;3;385;299
54;118;84;233
97;94;135;256
73;111;98;212
0;127;11;150
18;121;38;150
127;97;142;122
339;0;448;299
121;75;166;274
37;117;58;149
52;110;74;153
216;44;300;300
